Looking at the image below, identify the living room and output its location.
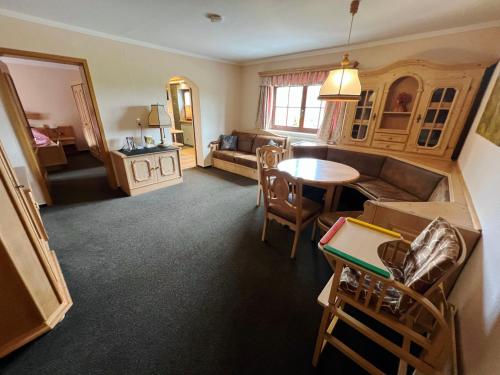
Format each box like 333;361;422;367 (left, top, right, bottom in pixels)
0;1;499;374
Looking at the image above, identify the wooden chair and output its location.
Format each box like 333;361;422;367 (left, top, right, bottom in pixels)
312;221;467;374
261;168;321;258
256;145;286;207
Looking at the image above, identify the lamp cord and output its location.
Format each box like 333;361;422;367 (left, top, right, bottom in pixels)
346;0;359;48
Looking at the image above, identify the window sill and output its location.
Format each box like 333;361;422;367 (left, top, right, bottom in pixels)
268;129;321;140
267;129;327;147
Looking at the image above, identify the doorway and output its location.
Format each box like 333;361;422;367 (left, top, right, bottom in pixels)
0;49;116;205
168;77;199;170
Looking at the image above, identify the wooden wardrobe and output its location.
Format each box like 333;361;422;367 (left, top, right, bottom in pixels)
0;141;72;358
340;60;487;159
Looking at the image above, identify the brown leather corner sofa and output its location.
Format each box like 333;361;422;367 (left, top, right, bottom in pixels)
210;130;289;180
292;144;450;203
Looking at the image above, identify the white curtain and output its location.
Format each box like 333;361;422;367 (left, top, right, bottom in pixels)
317;102;348;144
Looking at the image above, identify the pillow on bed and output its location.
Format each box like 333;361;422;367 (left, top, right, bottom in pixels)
31;128;52;147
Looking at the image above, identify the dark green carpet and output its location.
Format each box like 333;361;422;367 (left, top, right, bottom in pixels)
0;165;400;374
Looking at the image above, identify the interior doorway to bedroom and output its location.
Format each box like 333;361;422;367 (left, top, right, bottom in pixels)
168;76;199;170
0;49;116;205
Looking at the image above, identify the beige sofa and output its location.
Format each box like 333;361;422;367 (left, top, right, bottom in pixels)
210;130;289;180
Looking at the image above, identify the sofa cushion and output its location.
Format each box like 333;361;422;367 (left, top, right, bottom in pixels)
268;196;321;223
232;131;256;153
212;150;238;163
327;148;386;178
379;158;444;201
292;145;328;160
252;135;287;154
233;152;257;169
355;179;420;202
219;135;237;150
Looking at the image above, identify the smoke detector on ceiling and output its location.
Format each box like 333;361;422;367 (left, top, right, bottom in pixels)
206;13;223;23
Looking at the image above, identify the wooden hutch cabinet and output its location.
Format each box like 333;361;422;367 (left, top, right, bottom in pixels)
340;60;486;158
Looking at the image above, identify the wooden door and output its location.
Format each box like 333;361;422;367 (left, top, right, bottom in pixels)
0;141;71;357
156;151;181;182
342;83;384;147
72;83;101;160
406;78;471;156
0;61;53;204
126;155;158;189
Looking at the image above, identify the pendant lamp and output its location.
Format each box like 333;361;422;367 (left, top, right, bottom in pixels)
319;0;362;102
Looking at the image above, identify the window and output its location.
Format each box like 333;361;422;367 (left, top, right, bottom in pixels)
179;89;192;121
271;85;326;133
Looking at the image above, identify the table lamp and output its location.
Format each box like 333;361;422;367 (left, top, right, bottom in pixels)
148;103;172;148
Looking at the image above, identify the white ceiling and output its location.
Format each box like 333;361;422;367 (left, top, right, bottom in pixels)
0;0;499;63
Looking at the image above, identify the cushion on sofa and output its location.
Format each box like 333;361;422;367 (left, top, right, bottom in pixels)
212;150;238;163
379;158;444;201
326;148;386;178
252;135;287;154
232;131;256;153
355;179;420;202
292;145;328;160
233;153;258;169
219;135;238;150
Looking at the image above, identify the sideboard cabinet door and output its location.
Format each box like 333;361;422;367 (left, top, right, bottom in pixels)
126;155;157;189
156;151;181;182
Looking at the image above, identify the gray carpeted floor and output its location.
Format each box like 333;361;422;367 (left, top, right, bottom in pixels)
0;161;400;374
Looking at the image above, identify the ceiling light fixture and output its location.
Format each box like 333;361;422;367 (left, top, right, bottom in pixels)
319;0;362;102
206;13;223;23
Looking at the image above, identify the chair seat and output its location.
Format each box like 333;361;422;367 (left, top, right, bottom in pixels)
318;211;362;229
339;260;406;315
268;196;321;223
355;179;420;202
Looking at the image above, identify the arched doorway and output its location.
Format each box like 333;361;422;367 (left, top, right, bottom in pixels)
166;76;202;169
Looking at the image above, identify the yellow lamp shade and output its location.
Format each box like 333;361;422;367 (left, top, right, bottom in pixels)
318;67;361;101
148;104;171;127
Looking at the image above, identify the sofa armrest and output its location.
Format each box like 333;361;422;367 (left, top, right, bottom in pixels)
291;144;328;159
208;140;220;151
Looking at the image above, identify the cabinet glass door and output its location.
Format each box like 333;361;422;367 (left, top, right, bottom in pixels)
351;89;376;140
417;87;457;148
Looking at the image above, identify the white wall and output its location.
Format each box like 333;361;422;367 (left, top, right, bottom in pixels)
4;61;88;150
0;14;240;164
238;26;500;131
450;63;500;374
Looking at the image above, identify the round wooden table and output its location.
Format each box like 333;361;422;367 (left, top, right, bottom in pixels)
277;158;360;212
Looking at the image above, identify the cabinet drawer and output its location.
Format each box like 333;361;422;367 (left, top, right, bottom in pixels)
373;133;407;143
372;140;405;151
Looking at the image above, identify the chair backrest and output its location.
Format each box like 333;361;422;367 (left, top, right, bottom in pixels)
256;145;285;178
403;218;467;300
261;168;303;222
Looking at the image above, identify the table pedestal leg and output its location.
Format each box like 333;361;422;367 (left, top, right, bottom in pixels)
323;186;336;213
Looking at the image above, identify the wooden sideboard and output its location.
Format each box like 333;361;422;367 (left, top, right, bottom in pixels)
0;143;72;358
111;147;183;196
